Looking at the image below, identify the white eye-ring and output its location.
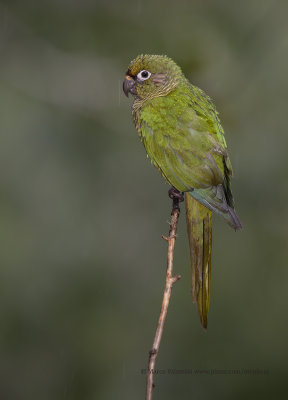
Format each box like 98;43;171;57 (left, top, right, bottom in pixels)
137;70;151;82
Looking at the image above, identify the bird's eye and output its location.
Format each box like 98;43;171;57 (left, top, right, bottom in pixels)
137;70;151;81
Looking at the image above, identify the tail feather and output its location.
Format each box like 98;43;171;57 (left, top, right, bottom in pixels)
186;193;212;329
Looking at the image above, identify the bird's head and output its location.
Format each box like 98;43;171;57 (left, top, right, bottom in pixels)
123;54;183;100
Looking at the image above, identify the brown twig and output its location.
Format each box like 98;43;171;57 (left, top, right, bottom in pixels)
145;194;182;400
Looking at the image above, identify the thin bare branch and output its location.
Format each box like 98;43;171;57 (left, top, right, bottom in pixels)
145;196;182;400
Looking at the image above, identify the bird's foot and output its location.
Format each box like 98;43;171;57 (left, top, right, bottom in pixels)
168;187;184;211
168;187;184;202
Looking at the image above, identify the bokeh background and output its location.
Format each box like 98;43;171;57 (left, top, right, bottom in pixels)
0;0;287;399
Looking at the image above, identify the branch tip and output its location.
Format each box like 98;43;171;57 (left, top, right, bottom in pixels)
172;275;181;284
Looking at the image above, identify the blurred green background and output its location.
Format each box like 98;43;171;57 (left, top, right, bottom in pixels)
0;0;287;399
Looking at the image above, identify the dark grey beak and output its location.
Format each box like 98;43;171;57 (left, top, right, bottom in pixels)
123;75;136;97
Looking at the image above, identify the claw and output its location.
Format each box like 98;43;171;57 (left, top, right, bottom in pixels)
168;187;184;202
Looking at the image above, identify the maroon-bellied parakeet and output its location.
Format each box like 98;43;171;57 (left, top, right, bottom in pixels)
123;54;242;328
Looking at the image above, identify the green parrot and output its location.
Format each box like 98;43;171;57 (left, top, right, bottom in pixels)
123;54;241;328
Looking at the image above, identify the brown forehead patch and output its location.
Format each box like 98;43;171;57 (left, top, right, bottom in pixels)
127;55;146;76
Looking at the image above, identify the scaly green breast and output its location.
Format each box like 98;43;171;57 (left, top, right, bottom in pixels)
133;85;228;192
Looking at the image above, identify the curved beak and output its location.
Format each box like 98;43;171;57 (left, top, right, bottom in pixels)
123;75;136;97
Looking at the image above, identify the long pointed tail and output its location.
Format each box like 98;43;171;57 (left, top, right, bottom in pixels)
186;193;212;329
